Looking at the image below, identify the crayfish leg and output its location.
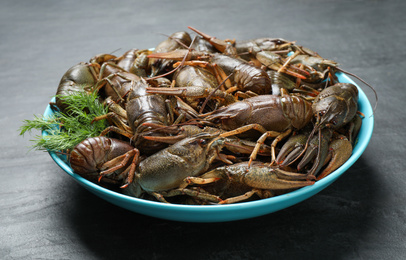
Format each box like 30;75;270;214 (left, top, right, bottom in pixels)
218;124;287;167
99;148;140;184
158;187;222;203
248;130;282;167
150;192;170;203
99;125;133;139
219;188;276;204
120;152;141;188
180;176;221;188
256;51;308;80
233;90;258;99
218;190;258;204
268;129;292;165
93;113;132;134
219;124;269;138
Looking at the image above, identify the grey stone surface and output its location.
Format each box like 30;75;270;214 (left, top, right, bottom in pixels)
1;0;405;259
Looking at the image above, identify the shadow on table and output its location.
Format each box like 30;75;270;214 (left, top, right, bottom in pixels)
61;157;379;259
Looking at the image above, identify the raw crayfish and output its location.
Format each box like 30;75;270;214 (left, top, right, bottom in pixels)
38;26;376;205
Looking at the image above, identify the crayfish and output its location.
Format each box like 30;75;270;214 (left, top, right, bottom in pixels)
42;26;377;205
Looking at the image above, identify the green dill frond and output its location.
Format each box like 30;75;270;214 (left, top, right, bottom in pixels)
20;91;109;152
57;91;107;117
20;115;60;136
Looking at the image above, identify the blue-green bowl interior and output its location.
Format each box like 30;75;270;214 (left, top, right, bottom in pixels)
44;72;374;222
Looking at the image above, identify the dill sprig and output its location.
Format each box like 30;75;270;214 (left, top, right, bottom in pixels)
20;91;108;151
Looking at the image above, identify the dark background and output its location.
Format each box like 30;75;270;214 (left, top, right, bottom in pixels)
1;0;404;259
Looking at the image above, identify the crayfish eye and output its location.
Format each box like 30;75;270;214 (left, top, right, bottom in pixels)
189;139;207;146
198;139;208;146
213;118;221;124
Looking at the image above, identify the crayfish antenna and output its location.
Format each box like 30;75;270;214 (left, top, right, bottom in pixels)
199;72;234;114
143;134;187;144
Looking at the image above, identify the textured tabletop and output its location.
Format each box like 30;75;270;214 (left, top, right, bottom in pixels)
1;0;405;259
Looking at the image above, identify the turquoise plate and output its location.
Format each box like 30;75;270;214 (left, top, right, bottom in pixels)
45;72;374;222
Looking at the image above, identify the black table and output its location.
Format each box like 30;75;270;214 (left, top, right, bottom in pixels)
2;0;405;259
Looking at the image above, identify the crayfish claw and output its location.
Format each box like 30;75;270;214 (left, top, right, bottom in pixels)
306;174;317;181
316;136;352;180
120;183;129;189
297;128;333;176
187;26;235;54
281;146;304;166
297;144;318;171
147;49;199;61
276;133;307;166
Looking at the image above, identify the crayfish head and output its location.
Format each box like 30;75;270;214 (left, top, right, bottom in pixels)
128;133;225;194
166;133;224;166
313;96;347;130
312;83;359;130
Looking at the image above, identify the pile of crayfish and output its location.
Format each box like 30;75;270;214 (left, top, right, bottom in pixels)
54;26;367;205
